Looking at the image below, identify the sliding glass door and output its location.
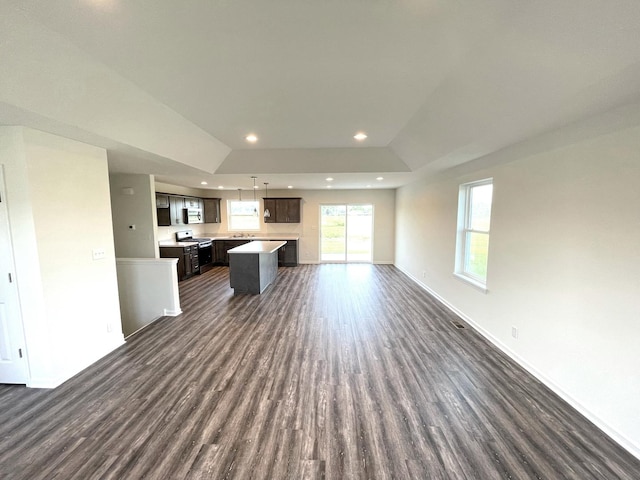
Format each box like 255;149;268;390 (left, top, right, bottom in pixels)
320;204;373;262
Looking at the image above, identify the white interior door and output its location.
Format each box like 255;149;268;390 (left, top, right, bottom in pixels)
0;166;29;384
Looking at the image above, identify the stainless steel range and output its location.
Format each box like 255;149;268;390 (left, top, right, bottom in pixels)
175;230;213;274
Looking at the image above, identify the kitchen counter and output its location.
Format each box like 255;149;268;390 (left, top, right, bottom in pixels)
158;240;199;247
201;233;300;241
227;241;286;295
158;236;299;267
227;240;286;254
158;235;299;247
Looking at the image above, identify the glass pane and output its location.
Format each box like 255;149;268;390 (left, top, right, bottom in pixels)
469;183;493;231
320;205;346;261
228;201;259;230
346;205;372;262
464;232;489;281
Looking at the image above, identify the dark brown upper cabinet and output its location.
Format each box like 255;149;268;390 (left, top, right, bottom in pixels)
203;198;222;223
263;198;301;223
156;194;171;226
169;196;187;226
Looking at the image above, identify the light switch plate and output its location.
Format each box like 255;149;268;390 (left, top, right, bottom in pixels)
92;248;106;260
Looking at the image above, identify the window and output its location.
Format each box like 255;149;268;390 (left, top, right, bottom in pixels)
320;204;373;263
455;179;493;290
227;200;260;231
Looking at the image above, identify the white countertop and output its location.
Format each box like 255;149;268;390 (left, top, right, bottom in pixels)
158;241;199;247
159;235;299;247
201;233;299;241
227;240;287;254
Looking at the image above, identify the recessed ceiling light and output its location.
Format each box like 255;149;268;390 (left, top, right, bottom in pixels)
376;176;384;181
287;185;293;189
354;132;367;141
245;134;258;143
327;185;332;189
326;177;333;182
201;181;208;185
218;185;224;189
82;0;116;12
366;185;372;188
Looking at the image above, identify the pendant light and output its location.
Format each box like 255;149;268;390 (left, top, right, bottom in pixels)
252;176;258;216
237;188;242;200
263;182;271;219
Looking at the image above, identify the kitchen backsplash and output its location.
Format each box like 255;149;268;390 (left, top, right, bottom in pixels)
156;222;303;242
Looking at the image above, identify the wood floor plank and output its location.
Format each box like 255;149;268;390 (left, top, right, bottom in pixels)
0;264;639;479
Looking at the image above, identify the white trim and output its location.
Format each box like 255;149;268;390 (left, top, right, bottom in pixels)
318;203;374;264
26;338;125;389
116;258;178;266
124;316;163;339
453;272;488;293
396;264;640;461
27;377;65;389
227;199;260;232
300;260;393;265
455;178;493;288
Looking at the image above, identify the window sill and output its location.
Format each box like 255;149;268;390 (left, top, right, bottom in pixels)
453;272;488;294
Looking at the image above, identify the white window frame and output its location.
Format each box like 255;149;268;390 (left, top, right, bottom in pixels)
319;203;374;264
454;178;493;292
227;200;260;231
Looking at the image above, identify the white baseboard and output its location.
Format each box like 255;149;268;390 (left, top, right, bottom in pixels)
125;315;165;339
27;338;126;390
164;308;182;316
27;377;64;389
396;265;640;461
299;261;393;265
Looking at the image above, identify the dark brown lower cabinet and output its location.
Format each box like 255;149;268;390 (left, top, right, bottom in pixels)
211;239;299;267
214;240;251;266
278;241;298;266
160;245;199;281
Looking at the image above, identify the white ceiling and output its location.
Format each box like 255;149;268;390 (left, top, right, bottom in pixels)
3;0;640;190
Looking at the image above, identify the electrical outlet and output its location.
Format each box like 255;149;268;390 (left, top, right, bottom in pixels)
106;323;112;333
92;248;106;260
512;326;519;339
422;270;427;279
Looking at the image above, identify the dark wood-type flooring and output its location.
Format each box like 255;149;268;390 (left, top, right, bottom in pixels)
1;264;639;479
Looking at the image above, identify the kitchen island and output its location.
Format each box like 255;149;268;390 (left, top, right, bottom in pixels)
228;241;286;295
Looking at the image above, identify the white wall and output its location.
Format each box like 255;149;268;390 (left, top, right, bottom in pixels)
109;173;158;258
395;124;640;457
0;127;124;387
291;189;395;264
0;7;230;173
116;258;181;337
155;182;395;264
